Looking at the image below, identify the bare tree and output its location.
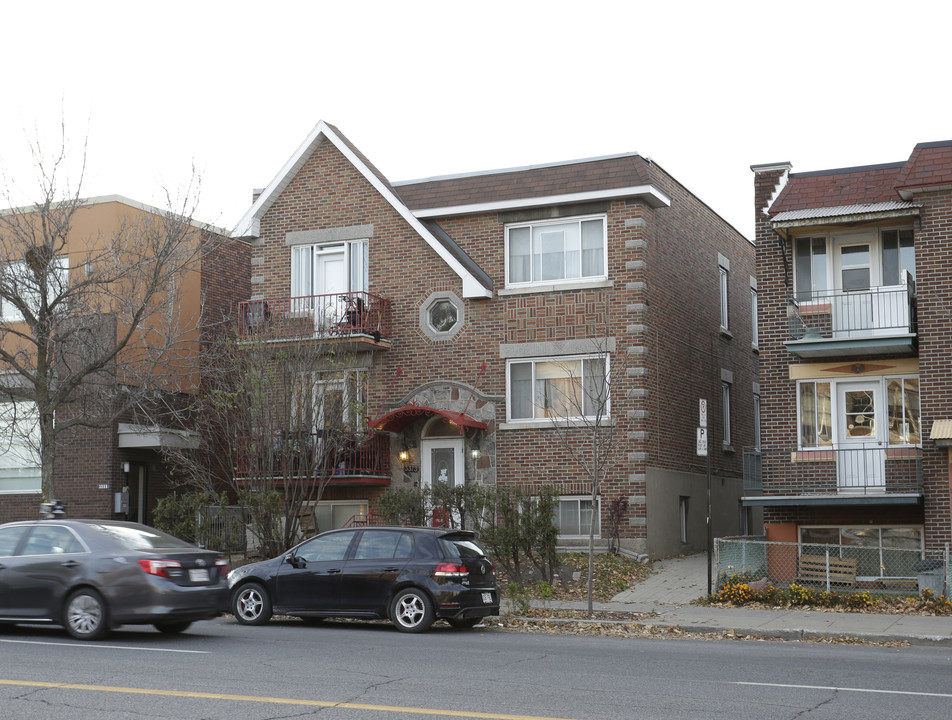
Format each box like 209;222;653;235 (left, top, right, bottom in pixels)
0;130;212;509
164;325;373;557
537;335;624;615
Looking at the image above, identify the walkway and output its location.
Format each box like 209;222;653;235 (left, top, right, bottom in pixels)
528;552;952;646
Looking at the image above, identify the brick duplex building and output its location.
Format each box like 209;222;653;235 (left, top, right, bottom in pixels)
233;121;757;558
749;141;952;576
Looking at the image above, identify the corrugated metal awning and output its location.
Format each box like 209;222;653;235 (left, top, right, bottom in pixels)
772;201;920;228
930;419;952;446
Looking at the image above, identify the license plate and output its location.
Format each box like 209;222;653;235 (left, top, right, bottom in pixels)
482;592;493;604
189;568;210;583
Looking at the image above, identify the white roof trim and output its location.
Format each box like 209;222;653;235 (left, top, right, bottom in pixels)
233;121;491;299
412;185;671;219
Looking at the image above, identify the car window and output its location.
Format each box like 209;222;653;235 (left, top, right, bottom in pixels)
440;537;487;560
296;531;354;563
85;523;194;549
22;526;85;555
0;526;29;556
354;531;412;560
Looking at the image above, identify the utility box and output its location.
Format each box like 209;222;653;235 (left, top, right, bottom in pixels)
912;559;944;595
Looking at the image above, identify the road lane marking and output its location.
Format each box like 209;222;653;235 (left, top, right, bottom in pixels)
0;679;577;720
735;681;952;699
0;639;208;653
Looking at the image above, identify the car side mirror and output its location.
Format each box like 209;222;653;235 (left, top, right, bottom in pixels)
285;553;303;568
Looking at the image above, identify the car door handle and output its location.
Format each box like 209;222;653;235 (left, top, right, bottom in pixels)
326;568;342;574
384;567;400;572
60;560;80;569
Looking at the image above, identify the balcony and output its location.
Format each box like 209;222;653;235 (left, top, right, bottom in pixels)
235;431;392;486
238;292;392;348
785;280;916;358
742;446;922;506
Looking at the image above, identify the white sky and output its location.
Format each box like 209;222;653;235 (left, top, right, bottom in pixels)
2;1;950;241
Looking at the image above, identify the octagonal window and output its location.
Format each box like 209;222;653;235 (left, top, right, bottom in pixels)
429;300;458;333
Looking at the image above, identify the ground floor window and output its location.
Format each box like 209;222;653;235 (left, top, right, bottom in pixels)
313;500;369;533
799;525;923;579
0;401;41;494
555;496;600;538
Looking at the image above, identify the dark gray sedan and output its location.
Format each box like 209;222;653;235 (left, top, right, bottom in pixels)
0;519;228;640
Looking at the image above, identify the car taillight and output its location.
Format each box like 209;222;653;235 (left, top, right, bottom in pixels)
434;562;468;578
215;557;229;574
137;559;183;578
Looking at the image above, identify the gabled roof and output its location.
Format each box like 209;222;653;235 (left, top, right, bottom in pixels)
232;121;492;299
394;153;671;216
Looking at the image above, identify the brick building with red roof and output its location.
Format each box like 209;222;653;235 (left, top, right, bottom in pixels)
750;140;952;581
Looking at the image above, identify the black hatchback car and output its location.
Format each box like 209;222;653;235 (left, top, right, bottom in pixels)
228;526;499;633
0;519;229;640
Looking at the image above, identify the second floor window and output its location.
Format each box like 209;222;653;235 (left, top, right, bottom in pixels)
506;216;606;288
0;256;69;323
290;240;368;299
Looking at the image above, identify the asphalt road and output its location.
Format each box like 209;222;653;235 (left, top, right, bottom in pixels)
1;615;951;719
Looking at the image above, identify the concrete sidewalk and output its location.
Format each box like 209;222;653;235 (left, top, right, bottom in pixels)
525;553;952;646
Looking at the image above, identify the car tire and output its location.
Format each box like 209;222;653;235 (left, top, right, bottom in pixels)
446;617;481;629
232;582;272;625
64;588;110;641
154;621;192;634
390;588;434;633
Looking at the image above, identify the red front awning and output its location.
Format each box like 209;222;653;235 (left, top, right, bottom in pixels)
371;405;486;433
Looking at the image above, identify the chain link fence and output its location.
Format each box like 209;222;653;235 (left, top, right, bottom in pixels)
714;537;949;596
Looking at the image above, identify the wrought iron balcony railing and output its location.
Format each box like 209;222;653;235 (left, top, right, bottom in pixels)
238;292;392;343
743;446;922;496
235;431;391;482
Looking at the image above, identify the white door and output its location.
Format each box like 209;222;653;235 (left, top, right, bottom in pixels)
836;381;884;492
421;438;464;526
315;248;346;330
831;234;877;337
421;438;464;489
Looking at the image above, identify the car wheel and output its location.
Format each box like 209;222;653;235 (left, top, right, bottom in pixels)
390;588;434;633
447;617;481;629
64;588;110;641
154;621;192;634
232;582;272;625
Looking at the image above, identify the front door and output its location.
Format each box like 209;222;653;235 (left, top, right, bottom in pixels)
127;464;148;524
836;381;884;492
421;438;464;526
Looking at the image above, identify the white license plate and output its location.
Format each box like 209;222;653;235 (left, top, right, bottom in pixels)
189;568;210;583
482;592;493;604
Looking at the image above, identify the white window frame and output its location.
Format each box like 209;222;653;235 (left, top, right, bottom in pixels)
504;215;607;289
294;370;366;434
290;239;368;299
506;354;610;423
0;400;42;494
718;254;730;332
0;256;69;323
793;227;915;297
796;375;921;450
555;495;601;539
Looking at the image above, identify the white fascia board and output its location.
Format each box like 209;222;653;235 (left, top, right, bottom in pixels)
232;121;491;299
411;185;671;219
